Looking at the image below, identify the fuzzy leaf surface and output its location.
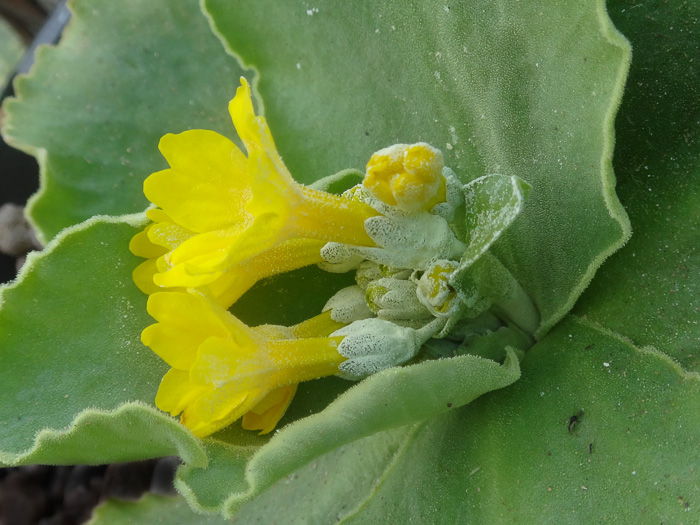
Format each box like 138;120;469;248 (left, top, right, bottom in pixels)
89;494;228;524
0;216;204;467
574;0;700;371
461;174;529;268
177;350;520;516
233;318;700;523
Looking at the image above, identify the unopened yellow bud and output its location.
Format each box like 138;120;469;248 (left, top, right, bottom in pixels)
364;143;446;213
416;260;461;317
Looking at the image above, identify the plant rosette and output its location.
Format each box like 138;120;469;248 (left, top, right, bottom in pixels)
1;0;698;523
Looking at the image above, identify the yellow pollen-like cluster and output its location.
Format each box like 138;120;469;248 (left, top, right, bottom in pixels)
420;261;460;315
364;143;446;213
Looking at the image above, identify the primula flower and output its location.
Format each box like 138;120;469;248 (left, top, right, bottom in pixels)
131;77;378;294
129;208;325;307
365;277;431;321
142;290;346;437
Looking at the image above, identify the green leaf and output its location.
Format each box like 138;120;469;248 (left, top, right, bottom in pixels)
573;0;700;371
177;349;520;517
230;425;417;524
308;168;364;194
1;0;247;243
203;0;632;337
233;317;700;523
3;1;695;522
0;17;24;92
89;494;229;524
461;174;530;268
230;265;356;328
0;215;204;467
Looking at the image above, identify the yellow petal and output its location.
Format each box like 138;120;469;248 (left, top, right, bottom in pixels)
265;338;345;384
132;259;166;296
155;254;169;274
153;260;225;289
146;292;229;333
155;368;209;416
129;226;167;259
229;78;275;160
210;238;325;308
364;143;445;212
145;208;172;223
182;383;262;437
293;185;376;246
147;219;194;252
143;292;231;368
229;78;300;223
190;336;261;388
166;221;253;270
142;322;212;370
242;384;298;435
158;130;247;187
145;130;251;233
290;310;346;338
145;169;251;234
205;268;260;309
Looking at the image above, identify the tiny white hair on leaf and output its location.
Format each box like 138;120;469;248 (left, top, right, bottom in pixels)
318;242;364;273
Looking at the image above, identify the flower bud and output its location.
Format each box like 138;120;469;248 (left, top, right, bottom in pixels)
359;212;466;270
332;318;424;380
415;259;461;317
318;242;365;273
365;277;431;321
355;260;412;290
363;143;446;213
323;285;374;323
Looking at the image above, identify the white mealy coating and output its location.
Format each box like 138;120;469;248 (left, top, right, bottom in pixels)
323;285;374;323
430;167;465;223
414;259;461;318
331;318;424;380
365;277;431;320
318;242;365;273
358;211;467;270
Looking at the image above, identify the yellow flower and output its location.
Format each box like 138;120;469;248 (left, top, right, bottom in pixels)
363;143;446;213
132;78;377;295
142;290;346;437
130;208;325;307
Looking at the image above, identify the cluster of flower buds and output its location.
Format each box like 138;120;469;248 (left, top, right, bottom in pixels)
318;143;481;374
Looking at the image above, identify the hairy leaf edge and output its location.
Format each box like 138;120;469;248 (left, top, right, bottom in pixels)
569;314;700;383
338;423;425;523
0;213;209;467
0;212;147;307
0;0;84;245
0;401;207;467
535;0;633;338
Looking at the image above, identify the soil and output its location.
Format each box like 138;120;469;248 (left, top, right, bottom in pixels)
0;458;179;525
